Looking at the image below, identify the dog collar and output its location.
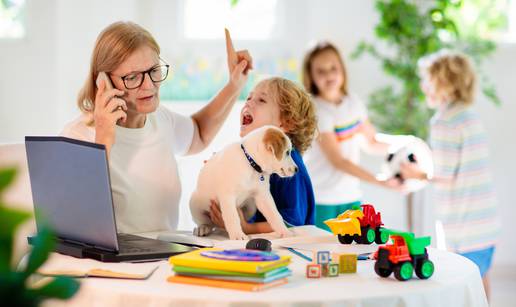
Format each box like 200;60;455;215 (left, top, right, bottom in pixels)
240;144;265;181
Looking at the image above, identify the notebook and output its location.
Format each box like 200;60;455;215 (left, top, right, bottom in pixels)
175;269;292;284
37;253;159;280
172;265;290;278
167;275;288;292
168;248;291;274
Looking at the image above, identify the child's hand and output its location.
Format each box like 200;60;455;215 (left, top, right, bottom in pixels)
400;162;427;180
225;29;252;91
209;200;248;231
380;177;406;193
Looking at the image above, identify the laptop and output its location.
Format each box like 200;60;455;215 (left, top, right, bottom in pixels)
25;136;195;262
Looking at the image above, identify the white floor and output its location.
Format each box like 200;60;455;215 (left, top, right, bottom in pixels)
490;264;516;307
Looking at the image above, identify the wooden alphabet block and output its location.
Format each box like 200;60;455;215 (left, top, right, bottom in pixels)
306;264;322;278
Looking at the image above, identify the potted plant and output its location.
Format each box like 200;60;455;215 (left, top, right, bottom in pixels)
0;168;80;306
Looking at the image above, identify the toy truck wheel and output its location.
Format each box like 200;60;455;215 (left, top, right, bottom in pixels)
338;234;354;244
375;228;389;244
415;259;434;279
394;261;414;281
374;261;392;277
359;227;376;244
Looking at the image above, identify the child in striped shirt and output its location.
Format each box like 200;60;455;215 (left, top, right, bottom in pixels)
401;50;500;300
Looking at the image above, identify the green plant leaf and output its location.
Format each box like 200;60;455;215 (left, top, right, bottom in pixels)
0;206;31;272
0;167;17;195
23;225;55;278
29;276;80;300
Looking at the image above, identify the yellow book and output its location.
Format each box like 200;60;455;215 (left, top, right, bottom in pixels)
168;248;291;274
167;275;288;292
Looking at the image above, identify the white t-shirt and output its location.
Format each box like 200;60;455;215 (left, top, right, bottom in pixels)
61;105;194;233
303;94;368;204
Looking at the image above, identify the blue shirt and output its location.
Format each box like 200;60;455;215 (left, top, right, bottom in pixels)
251;149;315;226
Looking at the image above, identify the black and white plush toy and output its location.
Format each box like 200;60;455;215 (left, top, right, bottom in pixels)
381;136;433;192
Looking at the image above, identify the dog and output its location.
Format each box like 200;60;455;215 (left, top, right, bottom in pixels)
190;125;297;240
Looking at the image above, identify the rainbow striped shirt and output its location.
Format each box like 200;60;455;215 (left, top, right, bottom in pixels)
334;119;363;142
431;102;500;253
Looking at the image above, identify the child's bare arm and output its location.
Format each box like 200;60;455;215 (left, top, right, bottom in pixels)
241;221;274;235
360;120;390;155
318;132;398;189
209;201;274;235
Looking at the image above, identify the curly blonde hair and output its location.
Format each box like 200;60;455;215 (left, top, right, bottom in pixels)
419;50;477;105
262;77;317;155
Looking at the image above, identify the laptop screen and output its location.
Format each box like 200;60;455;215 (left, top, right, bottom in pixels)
25;136;119;251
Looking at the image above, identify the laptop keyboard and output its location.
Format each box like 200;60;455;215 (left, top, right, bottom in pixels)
117;233;165;253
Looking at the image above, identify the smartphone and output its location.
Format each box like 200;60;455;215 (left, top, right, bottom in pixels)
96;71;125;122
96;71;114;90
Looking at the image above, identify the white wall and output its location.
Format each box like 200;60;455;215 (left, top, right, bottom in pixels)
1;0;515;266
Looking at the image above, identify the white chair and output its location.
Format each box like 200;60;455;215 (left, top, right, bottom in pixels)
0;143;35;264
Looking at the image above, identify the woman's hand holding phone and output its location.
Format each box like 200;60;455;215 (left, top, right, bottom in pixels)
93;72;127;155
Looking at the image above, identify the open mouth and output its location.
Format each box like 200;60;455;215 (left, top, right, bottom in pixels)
241;111;254;126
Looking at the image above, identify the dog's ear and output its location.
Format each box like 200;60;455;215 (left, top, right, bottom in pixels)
263;128;288;160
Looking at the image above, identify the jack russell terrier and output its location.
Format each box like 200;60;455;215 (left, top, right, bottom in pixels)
190;125;297;240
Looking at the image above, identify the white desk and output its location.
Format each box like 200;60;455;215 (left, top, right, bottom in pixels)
45;248;487;307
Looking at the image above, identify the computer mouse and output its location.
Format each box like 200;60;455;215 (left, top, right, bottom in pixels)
246;238;272;252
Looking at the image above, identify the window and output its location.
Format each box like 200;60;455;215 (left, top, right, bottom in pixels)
160;0;296;102
500;0;516;42
183;0;279;40
447;0;515;43
0;0;25;39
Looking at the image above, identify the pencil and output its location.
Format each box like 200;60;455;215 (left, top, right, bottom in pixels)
286;247;312;262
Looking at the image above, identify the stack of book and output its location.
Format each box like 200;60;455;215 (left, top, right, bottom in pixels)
167;248;292;291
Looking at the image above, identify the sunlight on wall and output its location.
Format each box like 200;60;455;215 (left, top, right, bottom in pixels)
184;0;278;40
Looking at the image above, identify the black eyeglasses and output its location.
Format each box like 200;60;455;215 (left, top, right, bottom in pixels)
118;63;170;90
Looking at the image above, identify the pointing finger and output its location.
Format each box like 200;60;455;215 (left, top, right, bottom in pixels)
225;28;237;67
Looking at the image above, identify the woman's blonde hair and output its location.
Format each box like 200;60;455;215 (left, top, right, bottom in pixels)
77;21;160;117
262;77;317;155
419;50;476;105
302;41;348;96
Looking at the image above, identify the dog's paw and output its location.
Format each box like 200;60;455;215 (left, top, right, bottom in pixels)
193;225;213;237
276;228;293;238
228;231;248;240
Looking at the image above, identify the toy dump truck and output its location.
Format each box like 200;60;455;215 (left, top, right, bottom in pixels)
324;204;389;245
373;230;434;281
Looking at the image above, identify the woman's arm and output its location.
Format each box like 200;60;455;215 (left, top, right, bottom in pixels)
187;30;252;155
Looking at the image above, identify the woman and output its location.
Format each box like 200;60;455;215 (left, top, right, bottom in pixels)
62;22;251;233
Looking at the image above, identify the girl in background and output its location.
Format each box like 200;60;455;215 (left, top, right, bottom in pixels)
302;41;399;230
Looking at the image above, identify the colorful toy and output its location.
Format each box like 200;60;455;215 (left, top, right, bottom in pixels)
324;204;389;245
306;264;322;278
373;230;434;281
381;136;433;192
328;263;339;277
321;263;329;277
333;253;357;273
314;251;331;264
